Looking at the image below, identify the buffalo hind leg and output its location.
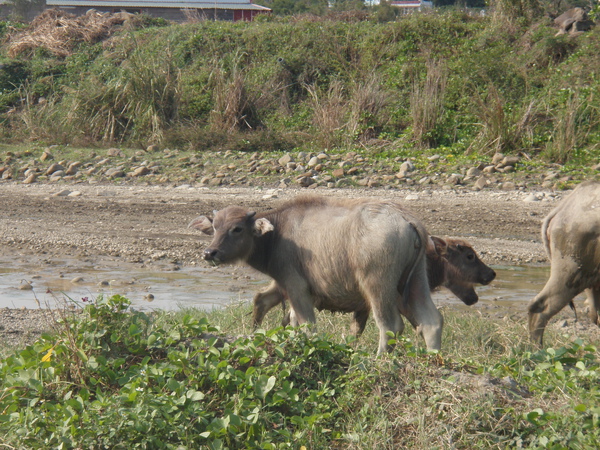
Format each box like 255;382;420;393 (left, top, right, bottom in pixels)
528;266;582;347
350;309;371;336
584;287;600;326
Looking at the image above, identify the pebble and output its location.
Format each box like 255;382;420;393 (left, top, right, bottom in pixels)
523;193;541;202
18;280;33;290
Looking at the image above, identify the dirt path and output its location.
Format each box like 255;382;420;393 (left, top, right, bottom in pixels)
0;183;558;265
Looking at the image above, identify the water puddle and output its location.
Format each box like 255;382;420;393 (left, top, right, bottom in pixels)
0;255;269;312
0;256;586;316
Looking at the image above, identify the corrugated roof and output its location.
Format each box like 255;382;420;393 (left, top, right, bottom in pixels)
46;0;271;10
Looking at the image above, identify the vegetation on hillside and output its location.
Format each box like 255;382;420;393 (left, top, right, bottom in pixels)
0;3;599;165
0;294;598;448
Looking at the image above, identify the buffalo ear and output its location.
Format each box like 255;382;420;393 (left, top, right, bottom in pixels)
431;236;448;256
253;218;274;236
188;215;215;235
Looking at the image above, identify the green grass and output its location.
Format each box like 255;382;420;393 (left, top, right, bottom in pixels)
1;11;600;164
1;294;598;448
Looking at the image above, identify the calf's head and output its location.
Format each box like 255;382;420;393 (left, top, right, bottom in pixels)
188;206;274;264
431;236;496;306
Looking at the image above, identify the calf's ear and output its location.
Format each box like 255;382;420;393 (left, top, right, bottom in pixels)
431;236;448;256
188;215;215;235
253;218;274;236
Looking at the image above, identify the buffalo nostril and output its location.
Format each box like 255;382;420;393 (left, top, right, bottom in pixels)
482;270;496;284
204;249;218;260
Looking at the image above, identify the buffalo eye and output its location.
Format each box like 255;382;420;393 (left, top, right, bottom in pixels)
466;253;475;261
231;226;244;234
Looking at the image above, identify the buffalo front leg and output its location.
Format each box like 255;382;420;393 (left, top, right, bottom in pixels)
284;276;317;328
400;267;443;351
252;280;286;328
362;281;405;355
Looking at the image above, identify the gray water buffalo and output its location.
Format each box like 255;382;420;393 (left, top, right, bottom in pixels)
528;181;600;346
190;196;443;354
252;236;496;335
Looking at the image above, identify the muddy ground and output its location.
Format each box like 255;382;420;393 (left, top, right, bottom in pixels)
0;181;597;348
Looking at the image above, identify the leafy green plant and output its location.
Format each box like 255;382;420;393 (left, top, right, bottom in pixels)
1;297;599;448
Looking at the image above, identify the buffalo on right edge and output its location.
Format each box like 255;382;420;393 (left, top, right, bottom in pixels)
529;181;600;346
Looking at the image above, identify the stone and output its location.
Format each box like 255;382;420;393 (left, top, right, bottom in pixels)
19;281;33;290
428;154;440;162
146;144;159;152
45;163;64;175
473;176;487;190
23;173;36;184
107;148;123;157
502;182;516;190
296;176;314;187
307;156;319;167
483;165;496;174
446;174;461;185
501;155;520;166
332;168;344;178
278;154;293;166
132;166;150;177
52;189;71;197
491;153;504;164
466;167;481;177
66;162;81;176
400;160;415;173
105;168;125;178
523;193;541;202
40;151;53;162
405;194;419;200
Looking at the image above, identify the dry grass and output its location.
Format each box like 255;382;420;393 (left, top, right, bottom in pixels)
544;91;599;163
410;59;447;148
209;58;253;132
306;79;347;148
347;74;389;142
469;84;538;155
5;9;131;58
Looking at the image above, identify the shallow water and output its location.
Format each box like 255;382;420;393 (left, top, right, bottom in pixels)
0;256;585;314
